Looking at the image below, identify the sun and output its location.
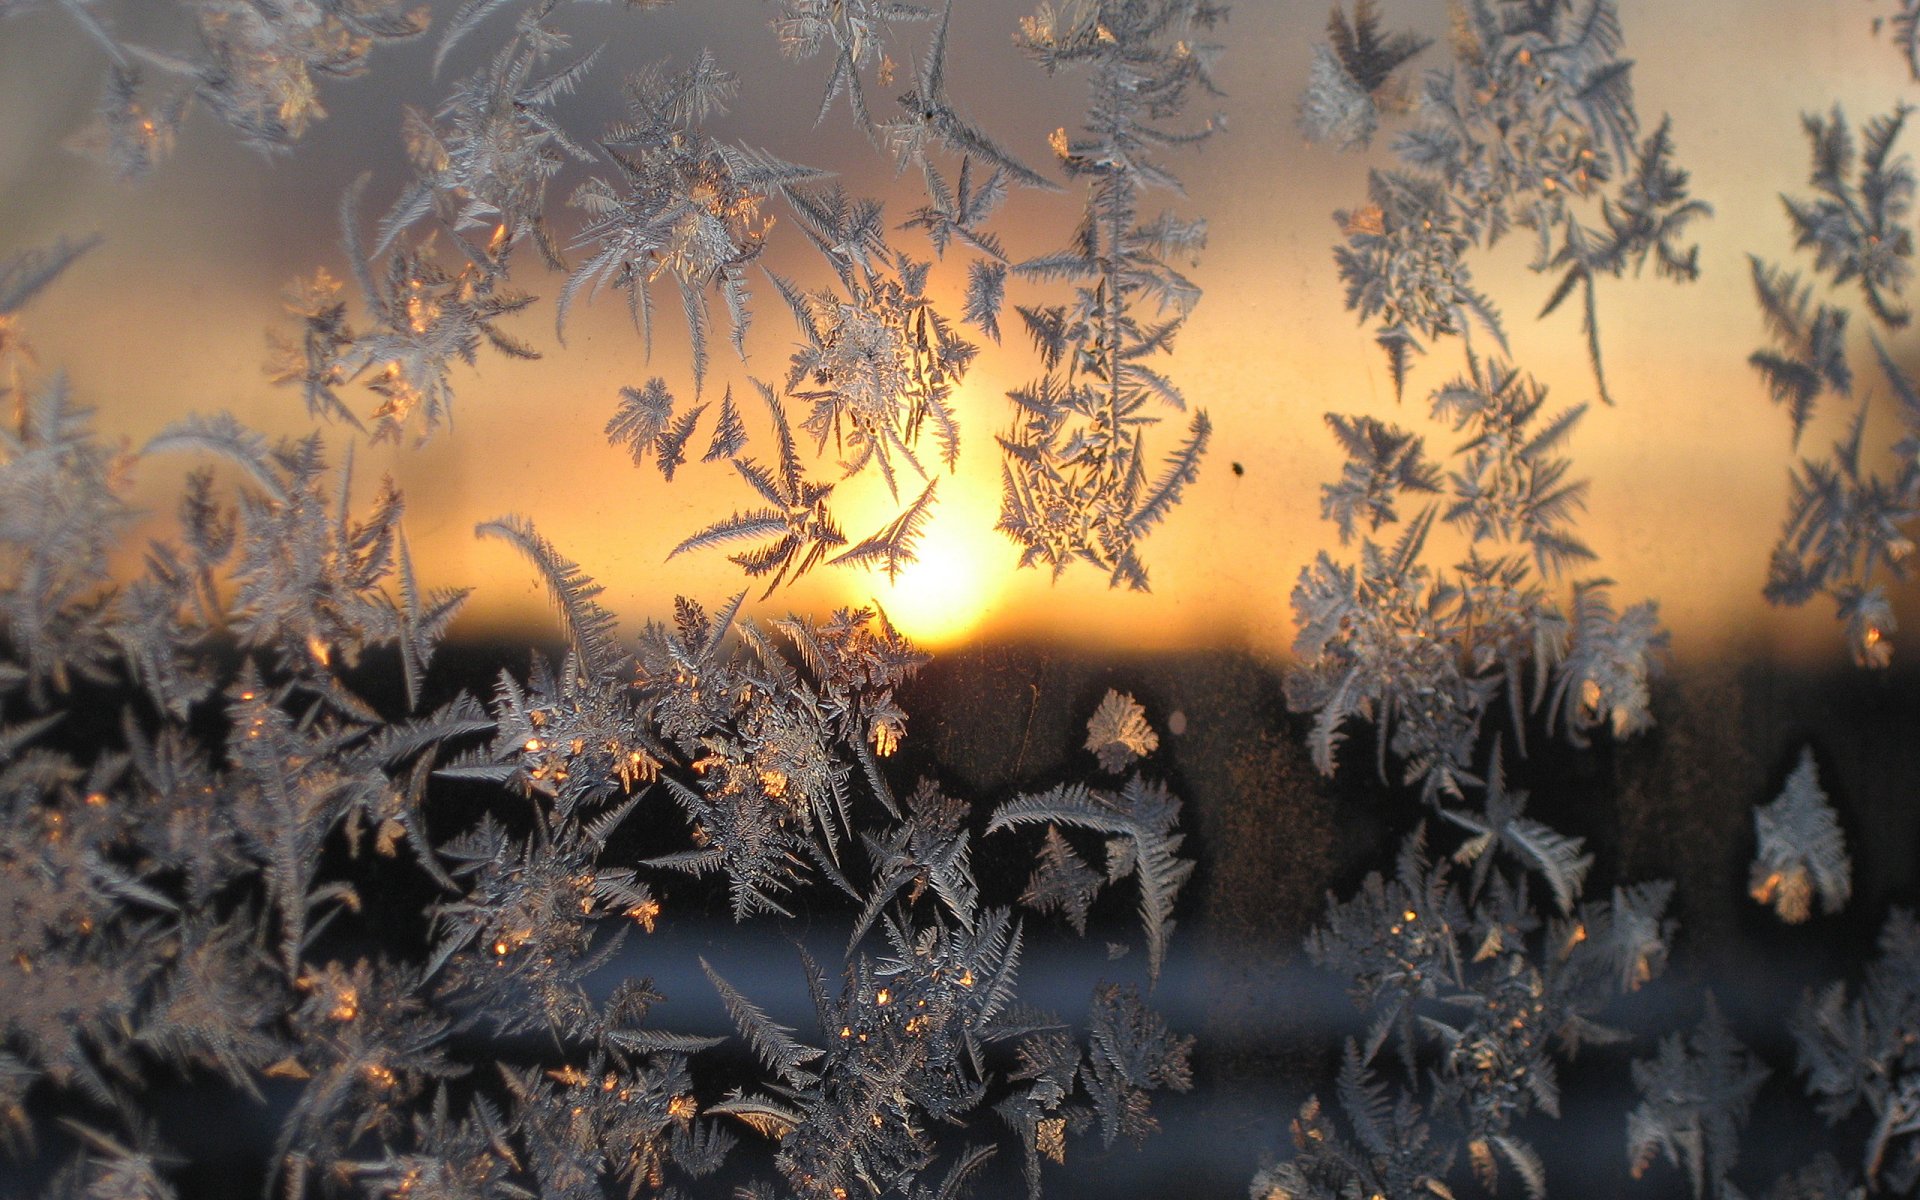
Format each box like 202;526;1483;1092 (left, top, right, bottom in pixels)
846;484;1010;649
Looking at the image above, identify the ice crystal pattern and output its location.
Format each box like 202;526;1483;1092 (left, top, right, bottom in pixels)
1793;910;1920;1193
1627;996;1771;1200
1288;351;1665;801
12;0;430;178
269;177;539;442
232;0;1225;592
1307;0;1709;403
1083;688;1158;775
1749;105;1920;667
1297;1;1429;152
1878;1;1920;80
1290;0;1685;812
560;50;821;394
768;0;934;130
995;0;1225;591
1750;748;1852;925
0;240;1195;1200
1271;802;1679;1200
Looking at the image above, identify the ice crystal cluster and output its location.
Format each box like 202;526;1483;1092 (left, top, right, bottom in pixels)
0;1;1220;1194
1261;11;1701;1182
1749;748;1852;925
1284;0;1709;808
1746;98;1920;667
1255;743;1682;1200
1257;7;1920;1200
13;0;1224;597
7;3;1920;1200
1303;0;1708;403
992;0;1225;590
0;225;1198;1191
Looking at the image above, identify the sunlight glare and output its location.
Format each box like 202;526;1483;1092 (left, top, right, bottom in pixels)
854;491;1009;649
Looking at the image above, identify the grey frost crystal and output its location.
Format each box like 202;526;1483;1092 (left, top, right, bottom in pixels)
1288;348;1668;801
1749;106;1920;667
1285;806;1679;1200
1297;2;1429;151
269;178;539;442
775;185;975;497
1310;0;1708;403
1782;106;1915;331
665;380;849;596
990;767;1192;988
1751;747;1852;924
27;0;429;177
383;20;601;266
1627;996;1770;1200
1793;910;1920;1192
1288;0;1696;807
768;0;934;129
1883;0;1920;79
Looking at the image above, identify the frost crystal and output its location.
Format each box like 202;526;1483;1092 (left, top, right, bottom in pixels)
1751;747;1852;924
1628;996;1769;1200
1793;910;1920;1192
1748;107;1920;666
1084;688;1158;774
1311;0;1707;402
996;0;1224;591
0;223;1202;1196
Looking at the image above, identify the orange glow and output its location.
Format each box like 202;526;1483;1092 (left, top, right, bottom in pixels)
5;1;1914;670
626;900;661;932
834;473;1010;649
861;531;1004;648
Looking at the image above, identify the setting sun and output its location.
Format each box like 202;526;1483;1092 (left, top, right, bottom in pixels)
848;482;1010;649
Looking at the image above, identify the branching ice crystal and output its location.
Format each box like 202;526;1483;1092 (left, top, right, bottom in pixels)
766;0;933;130
1293;0;1684;804
995;0;1225;591
1749;106;1920;666
990;766;1193;987
0;235;1201;1197
1251;1042;1455;1200
1627;996;1770;1200
1783;106;1916;330
19;0;429;177
776;185;976;495
667;380;850;596
1298;1;1429;151
562;51;825;392
1083;688;1158;775
383;20;599;267
1310;0;1708;402
1285;799;1677;1200
1749;257;1854;449
1289;348;1665;799
1878;0;1920;79
1750;747;1852;924
1334;168;1508;398
269;180;539;442
881;0;1055;192
1792;910;1920;1193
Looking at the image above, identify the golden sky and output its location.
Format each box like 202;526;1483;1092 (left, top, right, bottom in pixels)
2;0;1916;665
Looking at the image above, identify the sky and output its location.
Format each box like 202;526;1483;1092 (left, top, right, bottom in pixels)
2;0;1917;666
